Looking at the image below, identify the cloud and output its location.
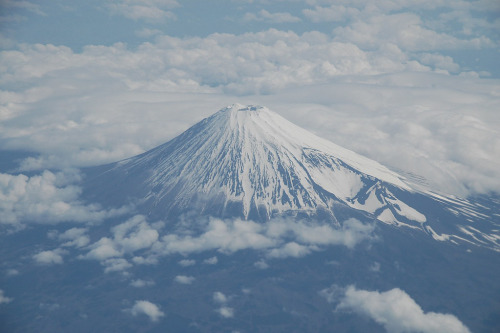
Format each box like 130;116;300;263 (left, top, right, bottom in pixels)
0;289;13;304
203;256;218;264
267;242;313;259
129;300;164;322
174;275;195;284
243;10;301;23
213;291;228;304
254;259;269;269
33;248;67;265
0;0;46;16
81;215;162;271
216;306;234;318
106;0;178;22
321;285;471;333
157;217;374;259
178;259;195;267
303;5;360;22
0;22;497;200
103;258;132;273
0;170;128;228
130;279;155;287
49;227;90;248
332;12;493;52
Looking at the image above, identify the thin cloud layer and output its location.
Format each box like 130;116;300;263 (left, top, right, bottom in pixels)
321;285;471;333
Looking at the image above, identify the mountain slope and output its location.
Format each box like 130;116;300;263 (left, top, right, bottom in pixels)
83;104;499;250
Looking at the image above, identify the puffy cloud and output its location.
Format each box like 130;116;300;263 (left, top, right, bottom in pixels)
203;256;218;265
33;248;67;265
82;215;162;271
49;227;90;248
129;300;164;322
174;275;195;284
216;306;234;318
155;217;374;259
213;291;228;304
0;289;13;304
0;170;128;228
332;12;493;52
103;258;132;273
0;22;497;199
321;285;471;333
280;74;500;196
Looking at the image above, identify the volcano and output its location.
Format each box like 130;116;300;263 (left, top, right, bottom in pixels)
84;104;498;250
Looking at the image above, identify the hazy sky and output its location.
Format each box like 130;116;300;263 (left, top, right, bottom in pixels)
1;0;499;197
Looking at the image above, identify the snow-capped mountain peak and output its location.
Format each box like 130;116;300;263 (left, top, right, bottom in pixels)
83;104;499;250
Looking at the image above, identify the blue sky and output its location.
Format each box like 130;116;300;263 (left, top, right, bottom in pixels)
0;0;499;197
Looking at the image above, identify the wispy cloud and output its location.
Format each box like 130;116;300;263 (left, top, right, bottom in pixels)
243;9;301;23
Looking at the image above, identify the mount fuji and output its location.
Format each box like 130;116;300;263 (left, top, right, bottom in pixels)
2;104;499;333
84;104;498;251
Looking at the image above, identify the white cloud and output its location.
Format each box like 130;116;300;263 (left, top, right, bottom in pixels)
103;258;132;273
84;215;160;260
157;217;374;258
0;170;128;228
130;279;155;287
303;5;359;22
51;227;90;248
254;259;269;269
267;242;313;259
334;12;492;52
213;291;228;304
82;215;162;271
322;285;471;333
243;9;301;23
33;248;67;265
178;259;195;267
0;18;498;199
106;0;178;22
216;306;234;318
130;300;164;322
203;256;218;264
174;275;195;284
0;289;13;304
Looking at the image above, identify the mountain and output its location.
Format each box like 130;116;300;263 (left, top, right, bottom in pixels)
2;105;500;333
83;104;499;251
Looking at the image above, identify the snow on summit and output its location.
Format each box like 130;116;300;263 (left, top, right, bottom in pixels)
83;104;499;250
85;104;420;222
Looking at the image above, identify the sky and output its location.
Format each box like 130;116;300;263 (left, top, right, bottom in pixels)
1;3;498;330
0;0;499;198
